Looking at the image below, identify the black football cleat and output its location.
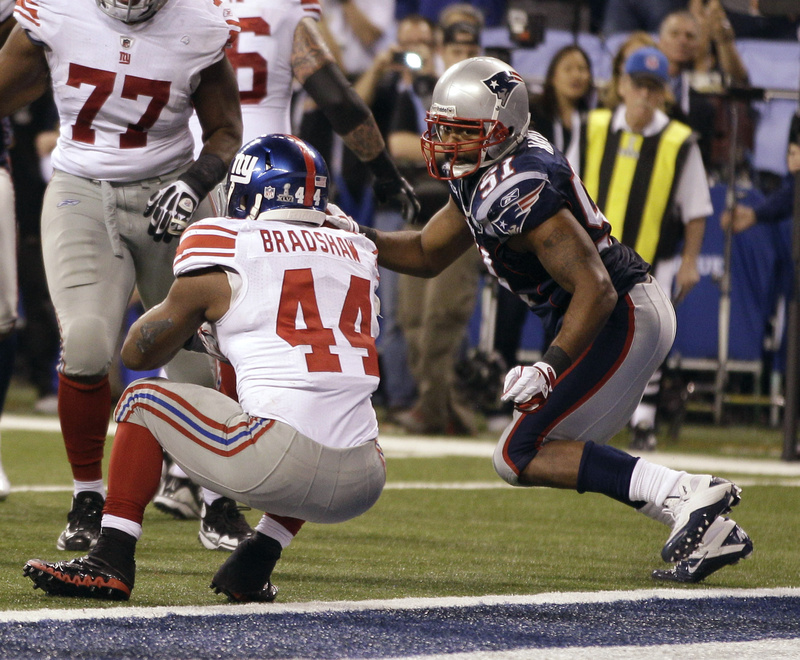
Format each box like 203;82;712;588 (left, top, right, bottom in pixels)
24;555;134;601
210;531;281;603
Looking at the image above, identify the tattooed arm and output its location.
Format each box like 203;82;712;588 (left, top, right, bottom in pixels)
121;268;231;371
291;17;386;163
506;208;618;363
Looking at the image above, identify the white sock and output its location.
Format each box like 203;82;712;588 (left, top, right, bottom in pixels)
629;460;685;506
202;487;223;506
101;514;142;541
255;514;295;548
73;479;105;499
168;463;189;479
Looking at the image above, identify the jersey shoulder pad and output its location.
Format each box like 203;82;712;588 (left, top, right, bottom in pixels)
174;218;239;275
14;0;50;33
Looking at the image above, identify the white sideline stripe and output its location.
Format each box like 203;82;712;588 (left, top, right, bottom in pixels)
1;587;798;623
392;639;800;660
5;413;800;476
9;476;800;495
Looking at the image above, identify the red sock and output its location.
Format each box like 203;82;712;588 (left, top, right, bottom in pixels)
58;373;111;481
105;422;164;525
266;514;305;536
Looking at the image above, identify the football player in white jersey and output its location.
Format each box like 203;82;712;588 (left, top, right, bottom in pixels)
0;0;17;501
165;0;419;552
0;0;244;551
192;0;419;218
24;134;386;602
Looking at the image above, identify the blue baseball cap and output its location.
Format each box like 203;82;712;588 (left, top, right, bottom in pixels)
624;47;669;85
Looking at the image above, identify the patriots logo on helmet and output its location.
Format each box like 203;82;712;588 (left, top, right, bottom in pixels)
482;70;524;108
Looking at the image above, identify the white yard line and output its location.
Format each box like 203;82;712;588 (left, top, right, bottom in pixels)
0;587;798;623
5;413;799;477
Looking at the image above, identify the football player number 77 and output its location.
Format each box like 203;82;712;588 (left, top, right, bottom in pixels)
277;268;380;377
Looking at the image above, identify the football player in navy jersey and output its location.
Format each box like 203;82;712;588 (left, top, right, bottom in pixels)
332;56;753;582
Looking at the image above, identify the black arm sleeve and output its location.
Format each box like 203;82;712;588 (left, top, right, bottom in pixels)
302;61;371;136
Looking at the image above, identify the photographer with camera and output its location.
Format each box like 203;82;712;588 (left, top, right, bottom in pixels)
351;14;438;415
387;19;485;435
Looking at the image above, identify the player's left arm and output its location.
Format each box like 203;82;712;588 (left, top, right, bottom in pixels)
292;17;420;223
121;268;231;371
192;56;243;169
501;207;618;408
509;207;617;363
145;57;242;242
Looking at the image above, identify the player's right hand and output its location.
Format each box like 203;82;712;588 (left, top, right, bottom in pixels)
324;203;360;233
144;180;201;243
501;362;557;412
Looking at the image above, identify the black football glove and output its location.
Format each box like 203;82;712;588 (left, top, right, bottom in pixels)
368;150;422;225
144;180;201;243
373;174;422;225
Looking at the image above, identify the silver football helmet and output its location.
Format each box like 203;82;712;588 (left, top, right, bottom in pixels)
421;57;531;180
96;0;169;24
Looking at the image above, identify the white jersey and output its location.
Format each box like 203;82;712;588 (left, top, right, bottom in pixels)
14;0;240;182
174;216;380;448
189;0;320;154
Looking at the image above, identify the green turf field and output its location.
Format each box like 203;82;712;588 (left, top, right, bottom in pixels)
0;417;797;610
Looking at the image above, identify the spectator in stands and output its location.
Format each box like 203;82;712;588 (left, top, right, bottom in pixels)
600;32;660;111
353;13;439;413
530;44;595;175
389;19;484;435
688;0;748;87
657;7;750;173
602;0;685;35
396;1;503;28
721;114;800;234
583;47;711;450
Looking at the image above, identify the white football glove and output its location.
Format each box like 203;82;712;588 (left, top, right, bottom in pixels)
324;203;359;233
501;361;557;412
144;180;201;243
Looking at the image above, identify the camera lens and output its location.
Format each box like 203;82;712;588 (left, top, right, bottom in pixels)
404;52;422;69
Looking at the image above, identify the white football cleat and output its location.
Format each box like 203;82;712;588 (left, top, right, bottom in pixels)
653;517;753;583
661;474;741;562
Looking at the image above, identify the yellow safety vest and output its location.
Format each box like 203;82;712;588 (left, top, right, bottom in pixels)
584;108;693;264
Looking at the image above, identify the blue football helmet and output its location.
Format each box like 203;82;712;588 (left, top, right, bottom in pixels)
223;134;329;225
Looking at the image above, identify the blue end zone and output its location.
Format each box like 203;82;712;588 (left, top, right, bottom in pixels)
2;596;798;659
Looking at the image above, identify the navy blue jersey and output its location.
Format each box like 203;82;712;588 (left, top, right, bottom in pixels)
449;130;650;335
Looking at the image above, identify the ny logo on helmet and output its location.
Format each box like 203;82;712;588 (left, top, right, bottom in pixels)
482;70;524;108
230;153;260;184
